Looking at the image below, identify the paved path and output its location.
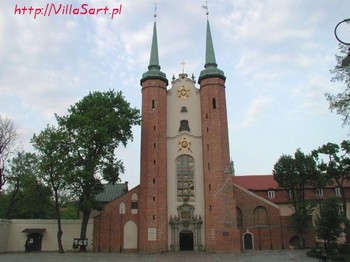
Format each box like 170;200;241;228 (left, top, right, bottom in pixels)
0;250;318;262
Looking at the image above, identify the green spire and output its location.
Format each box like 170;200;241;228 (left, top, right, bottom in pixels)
198;19;225;83
149;22;160;70
141;21;167;84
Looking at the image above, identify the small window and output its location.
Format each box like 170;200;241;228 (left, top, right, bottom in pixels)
152;100;155;110
212;98;217;109
131;201;138;209
181;107;188;113
316;189;323;197
179;120;190;132
339;204;344;216
267;190;275;199
131;193;138;214
335;187;341;197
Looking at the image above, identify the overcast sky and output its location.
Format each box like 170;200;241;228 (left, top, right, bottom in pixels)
1;0;349;188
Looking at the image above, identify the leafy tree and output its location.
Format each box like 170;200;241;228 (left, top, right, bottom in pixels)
326;44;350;126
31;125;71;253
5;151;54;219
312;140;350;242
0;116;20;190
314;196;345;253
273;149;320;248
55;90;140;251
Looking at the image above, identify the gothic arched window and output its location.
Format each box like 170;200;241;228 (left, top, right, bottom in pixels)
176;155;195;202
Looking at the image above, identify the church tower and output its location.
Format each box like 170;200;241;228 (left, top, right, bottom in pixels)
198;18;240;252
139;18;169;253
138;12;239;253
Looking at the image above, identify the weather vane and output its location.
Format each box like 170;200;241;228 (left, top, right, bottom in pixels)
154;2;157;19
202;0;209;17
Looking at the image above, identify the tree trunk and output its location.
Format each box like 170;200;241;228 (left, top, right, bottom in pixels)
298;232;304;248
79;209;91;252
54;190;64;253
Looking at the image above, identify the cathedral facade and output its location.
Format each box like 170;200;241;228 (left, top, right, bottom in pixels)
92;17;317;253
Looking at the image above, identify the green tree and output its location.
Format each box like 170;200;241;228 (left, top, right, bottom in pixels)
31;125;71;253
314;196;345;253
312;140;350;243
273;149;320;248
5;151;54;219
55;90;140;251
326;44;350;126
0;116;20;190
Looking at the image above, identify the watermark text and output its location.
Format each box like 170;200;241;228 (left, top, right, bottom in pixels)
13;3;123;20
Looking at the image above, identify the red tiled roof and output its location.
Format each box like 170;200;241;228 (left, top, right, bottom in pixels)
232;174;350;191
232;175;278;191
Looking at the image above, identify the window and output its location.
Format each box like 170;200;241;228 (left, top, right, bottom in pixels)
335;187;342;197
181;106;188;113
131;193;138;214
131;201;138;209
212;98;217;109
179;120;190;132
267;190;275;199
152;100;155;110
316;189;324;197
339;204;344;216
176;155;195;202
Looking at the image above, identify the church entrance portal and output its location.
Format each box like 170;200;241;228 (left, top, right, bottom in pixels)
180;230;193;251
169;203;203;251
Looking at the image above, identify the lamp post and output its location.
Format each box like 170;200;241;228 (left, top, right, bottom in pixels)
334;19;350;67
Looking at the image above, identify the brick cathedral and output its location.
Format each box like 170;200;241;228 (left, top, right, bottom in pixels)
93;15;322;253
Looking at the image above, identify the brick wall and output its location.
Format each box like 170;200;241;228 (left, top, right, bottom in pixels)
93;187;140;252
139;78;168;253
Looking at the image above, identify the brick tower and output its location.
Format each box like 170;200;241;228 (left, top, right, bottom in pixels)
139;19;169;253
198;19;240;252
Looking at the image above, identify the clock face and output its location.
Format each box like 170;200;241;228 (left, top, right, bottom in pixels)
177;86;190;100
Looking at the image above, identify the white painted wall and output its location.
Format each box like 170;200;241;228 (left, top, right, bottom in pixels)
2;219;93;252
0;219;10;253
167;74;205;250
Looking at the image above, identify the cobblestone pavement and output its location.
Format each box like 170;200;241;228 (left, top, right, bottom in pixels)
0;250;318;262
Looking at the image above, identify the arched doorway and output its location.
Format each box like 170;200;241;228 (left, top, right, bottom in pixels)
243;233;253;250
179;230;194;251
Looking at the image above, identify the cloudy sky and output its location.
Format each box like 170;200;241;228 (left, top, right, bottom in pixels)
1;0;349;188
